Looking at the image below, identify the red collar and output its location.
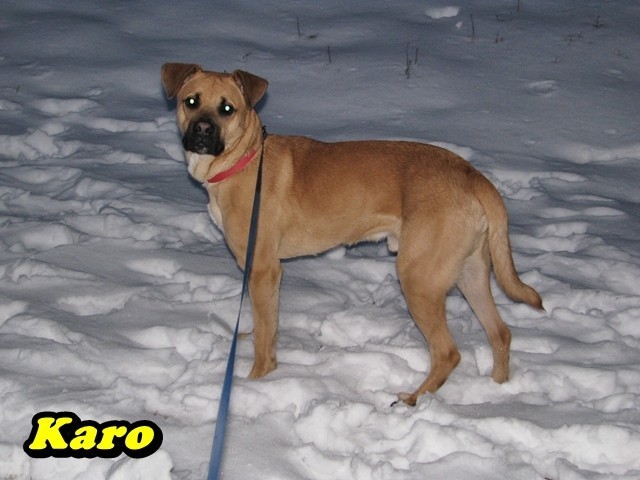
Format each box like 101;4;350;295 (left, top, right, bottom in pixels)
207;149;258;184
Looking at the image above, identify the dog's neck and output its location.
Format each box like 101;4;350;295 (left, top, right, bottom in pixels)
204;112;264;185
207;148;258;184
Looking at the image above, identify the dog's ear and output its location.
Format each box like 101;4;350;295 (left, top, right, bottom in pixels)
161;63;202;99
232;70;268;108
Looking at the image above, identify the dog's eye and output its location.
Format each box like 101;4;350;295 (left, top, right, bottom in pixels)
219;102;235;117
185;95;200;109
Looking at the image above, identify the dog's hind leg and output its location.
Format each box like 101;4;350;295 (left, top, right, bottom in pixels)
395;221;465;406
457;238;511;384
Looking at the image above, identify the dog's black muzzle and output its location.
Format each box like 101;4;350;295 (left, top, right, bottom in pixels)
183;118;225;156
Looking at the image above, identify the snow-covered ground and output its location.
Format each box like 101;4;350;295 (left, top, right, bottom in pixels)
2;1;640;479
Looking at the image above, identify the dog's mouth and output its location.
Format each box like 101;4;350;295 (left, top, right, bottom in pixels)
183;118;225;156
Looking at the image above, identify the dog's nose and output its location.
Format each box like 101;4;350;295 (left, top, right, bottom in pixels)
183;118;224;155
194;121;213;136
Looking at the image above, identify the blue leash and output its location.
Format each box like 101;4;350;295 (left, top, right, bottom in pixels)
207;127;266;480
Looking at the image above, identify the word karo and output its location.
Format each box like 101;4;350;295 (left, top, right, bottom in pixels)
24;412;162;459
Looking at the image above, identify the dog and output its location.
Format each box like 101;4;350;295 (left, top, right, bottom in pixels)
161;63;543;406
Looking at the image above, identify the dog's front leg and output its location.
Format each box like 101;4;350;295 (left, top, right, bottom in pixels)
247;258;282;379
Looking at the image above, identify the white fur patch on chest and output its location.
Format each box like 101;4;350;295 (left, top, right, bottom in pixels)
185;151;216;180
208;199;224;233
185;151;198;177
184;152;224;232
185;151;202;178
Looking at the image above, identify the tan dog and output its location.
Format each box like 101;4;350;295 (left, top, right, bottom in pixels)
161;63;543;406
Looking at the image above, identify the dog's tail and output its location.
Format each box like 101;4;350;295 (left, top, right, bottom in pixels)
472;173;544;310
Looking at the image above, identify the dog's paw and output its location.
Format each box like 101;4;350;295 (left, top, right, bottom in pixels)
491;369;509;384
395;392;418;407
248;360;277;379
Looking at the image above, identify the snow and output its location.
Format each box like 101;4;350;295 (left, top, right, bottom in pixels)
1;1;639;479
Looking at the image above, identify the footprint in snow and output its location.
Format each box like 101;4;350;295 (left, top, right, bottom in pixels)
526;80;559;96
56;288;138;317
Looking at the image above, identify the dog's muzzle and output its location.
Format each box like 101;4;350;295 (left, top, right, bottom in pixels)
183;118;225;156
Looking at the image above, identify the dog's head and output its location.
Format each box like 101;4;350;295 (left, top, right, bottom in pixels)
161;63;268;157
